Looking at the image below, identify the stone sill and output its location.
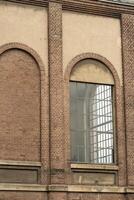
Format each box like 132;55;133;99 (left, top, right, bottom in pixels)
0;160;41;167
0;184;133;193
71;163;119;171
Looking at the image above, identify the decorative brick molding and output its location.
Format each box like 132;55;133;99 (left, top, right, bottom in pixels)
121;14;134;186
0;43;49;185
64;53;120;84
64;53;126;186
0;43;44;71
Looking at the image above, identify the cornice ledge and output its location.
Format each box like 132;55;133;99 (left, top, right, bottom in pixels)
126;187;134;193
3;0;134;16
0;184;133;193
0;160;41;167
3;0;63;6
0;183;48;191
1;0;48;7
62;0;134;17
68;185;126;193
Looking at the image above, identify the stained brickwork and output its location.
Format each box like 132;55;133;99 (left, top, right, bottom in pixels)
121;14;134;186
48;2;65;184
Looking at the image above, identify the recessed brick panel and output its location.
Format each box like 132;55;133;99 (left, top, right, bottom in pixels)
72;172;116;185
0;49;41;161
0;192;47;200
68;193;125;200
0;168;38;184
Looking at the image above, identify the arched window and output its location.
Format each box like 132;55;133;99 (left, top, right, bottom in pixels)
70;59;115;164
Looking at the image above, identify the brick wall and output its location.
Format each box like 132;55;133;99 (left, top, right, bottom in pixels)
0;49;40;161
0;192;47;200
121;14;134;186
0;1;133;200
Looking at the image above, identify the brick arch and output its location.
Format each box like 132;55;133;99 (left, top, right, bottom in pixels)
64;53;126;186
0;42;45;72
64;53;120;88
0;43;49;184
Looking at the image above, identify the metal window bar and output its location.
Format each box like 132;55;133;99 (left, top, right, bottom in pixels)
70;82;114;164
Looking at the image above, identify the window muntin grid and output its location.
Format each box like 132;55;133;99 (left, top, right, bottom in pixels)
70;81;114;164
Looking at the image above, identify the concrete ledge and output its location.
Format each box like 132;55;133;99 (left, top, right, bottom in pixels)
71;164;119;171
0;184;47;191
0;160;41;167
49;185;68;192
68;185;125;193
126;187;134;193
0;184;133;193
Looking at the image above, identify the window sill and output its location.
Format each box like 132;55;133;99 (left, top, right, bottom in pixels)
0;160;41;167
71;163;119;171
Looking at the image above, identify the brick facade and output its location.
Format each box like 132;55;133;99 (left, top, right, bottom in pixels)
0;0;133;200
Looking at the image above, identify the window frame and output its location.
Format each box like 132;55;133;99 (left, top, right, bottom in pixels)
64;53;125;184
70;80;117;165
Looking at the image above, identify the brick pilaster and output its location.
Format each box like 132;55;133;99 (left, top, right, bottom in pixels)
48;1;65;184
121;14;134;186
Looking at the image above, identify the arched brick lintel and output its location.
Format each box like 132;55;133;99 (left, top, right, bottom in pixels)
64;52;120;87
0;42;45;72
64;53;126;186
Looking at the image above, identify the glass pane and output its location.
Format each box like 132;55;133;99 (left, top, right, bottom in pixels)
70;81;114;164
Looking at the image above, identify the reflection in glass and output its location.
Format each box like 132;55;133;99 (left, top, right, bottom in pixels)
70;82;114;164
